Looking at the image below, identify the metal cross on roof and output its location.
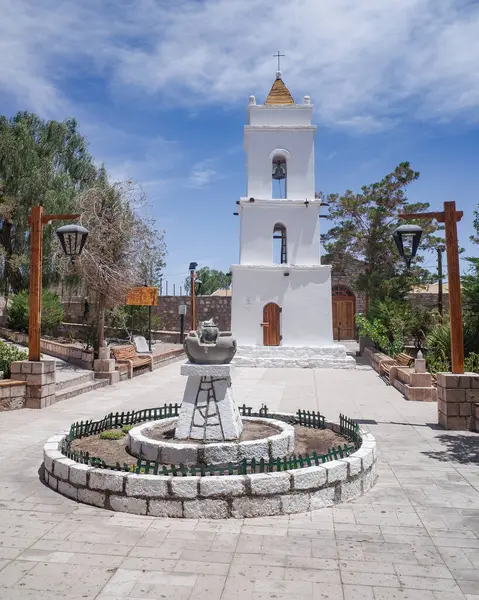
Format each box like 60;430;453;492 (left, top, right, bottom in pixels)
273;50;285;71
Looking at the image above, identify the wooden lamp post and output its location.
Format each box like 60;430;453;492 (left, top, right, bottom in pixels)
28;206;88;361
398;201;464;374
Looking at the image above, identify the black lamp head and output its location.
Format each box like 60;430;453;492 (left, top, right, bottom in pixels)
56;224;89;264
393;224;423;268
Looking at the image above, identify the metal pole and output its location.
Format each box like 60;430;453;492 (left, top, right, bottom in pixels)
173;284;176;296
437;246;444;319
166;281;168;296
28;206;44;361
190;270;196;331
180;313;185;343
148;305;152;352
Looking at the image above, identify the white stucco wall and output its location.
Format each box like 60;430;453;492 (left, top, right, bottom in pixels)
248;105;313;127
230;265;333;347
238;201;321;265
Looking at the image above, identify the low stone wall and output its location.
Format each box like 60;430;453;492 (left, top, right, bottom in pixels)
0;326;93;370
437;372;479;430
364;347;436;402
363;347;394;374
43;421;377;519
0;380;27;411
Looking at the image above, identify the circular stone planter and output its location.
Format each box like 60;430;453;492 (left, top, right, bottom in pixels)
42;414;378;519
127;417;294;465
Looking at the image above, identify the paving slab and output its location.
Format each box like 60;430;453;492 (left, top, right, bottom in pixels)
0;362;478;599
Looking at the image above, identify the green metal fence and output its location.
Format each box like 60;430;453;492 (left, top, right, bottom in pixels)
61;403;362;477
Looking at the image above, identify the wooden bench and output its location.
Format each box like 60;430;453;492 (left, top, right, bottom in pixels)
110;345;153;379
381;352;414;382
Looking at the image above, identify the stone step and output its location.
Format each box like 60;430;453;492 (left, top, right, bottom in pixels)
55;372;94;391
55;378;108;402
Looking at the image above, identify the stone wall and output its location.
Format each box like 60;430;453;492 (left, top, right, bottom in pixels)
0;381;26;411
408;292;449;311
154;296;231;332
437;373;479;430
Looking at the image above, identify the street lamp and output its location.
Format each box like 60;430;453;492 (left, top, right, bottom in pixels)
189;262;198;331
393;224;423;269
28;206;88;361
56;224;89;263
398;201;464;374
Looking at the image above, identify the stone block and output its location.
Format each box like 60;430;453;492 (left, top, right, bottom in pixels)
148;499;183;517
109;496;147;514
200;475;246;497
340;455;362;477
470;375;479;388
466;389;479;403
171;477;199;498
125;474;169;497
269;431;290;458
290;466;327;491
231;495;281;518
53;458;75;481
0;386;10;399
69;464;91;487
10;361;24;374
94;359;116;372
139;441;160;462
43;449;63;473
204;443;239;464
89;470;123;492
340;477;363;502
249;472;291;495
78;488;106;508
310;486;337;509
48;475;58;490
161;443;198;465
238;439;269;460
280;493;311;514
445;416;468;430
181;363;234;377
437;373;470;388
183;499;229;519
323;460;347;483
459;402;472;416
58;480;78;500
444;389;466;402
438;411;448;428
445;403;460;416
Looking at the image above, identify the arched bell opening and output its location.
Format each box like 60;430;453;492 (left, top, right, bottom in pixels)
272;155;287;199
273;223;287;264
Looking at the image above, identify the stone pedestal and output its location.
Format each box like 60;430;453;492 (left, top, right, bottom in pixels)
93;345;120;384
437;372;479;430
176;363;243;441
10;360;56;409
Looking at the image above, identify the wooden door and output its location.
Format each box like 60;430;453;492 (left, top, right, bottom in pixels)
262;303;280;346
332;298;355;340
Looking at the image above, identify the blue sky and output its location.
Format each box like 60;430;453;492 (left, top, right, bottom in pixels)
1;0;478;292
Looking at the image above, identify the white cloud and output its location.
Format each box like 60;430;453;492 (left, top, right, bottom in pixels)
187;159;219;188
1;0;479;131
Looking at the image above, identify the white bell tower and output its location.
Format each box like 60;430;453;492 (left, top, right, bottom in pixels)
231;71;354;369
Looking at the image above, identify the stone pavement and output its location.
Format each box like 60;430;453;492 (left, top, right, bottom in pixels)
0;362;478;600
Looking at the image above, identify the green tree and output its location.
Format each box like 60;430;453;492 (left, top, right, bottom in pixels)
321;162;439;308
184;267;231;295
0;112;99;293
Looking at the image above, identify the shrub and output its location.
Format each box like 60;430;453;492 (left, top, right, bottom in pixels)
99;429;125;440
0;340;28;378
121;424;133;433
8;290;64;335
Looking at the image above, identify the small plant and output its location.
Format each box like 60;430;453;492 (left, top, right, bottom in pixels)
465;352;479;373
121;424;133;433
0;340;28;378
8;290;64;334
99;429;125;440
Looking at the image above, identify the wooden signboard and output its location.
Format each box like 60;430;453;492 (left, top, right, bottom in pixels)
126;287;158;306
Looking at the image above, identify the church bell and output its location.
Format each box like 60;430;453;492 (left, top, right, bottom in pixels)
272;162;286;180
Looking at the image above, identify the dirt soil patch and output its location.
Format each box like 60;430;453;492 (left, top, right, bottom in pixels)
71;424;351;467
142;420;281;444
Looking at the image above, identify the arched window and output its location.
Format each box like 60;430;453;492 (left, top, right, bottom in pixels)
332;284;354;297
273;223;287;264
272;155;287;199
